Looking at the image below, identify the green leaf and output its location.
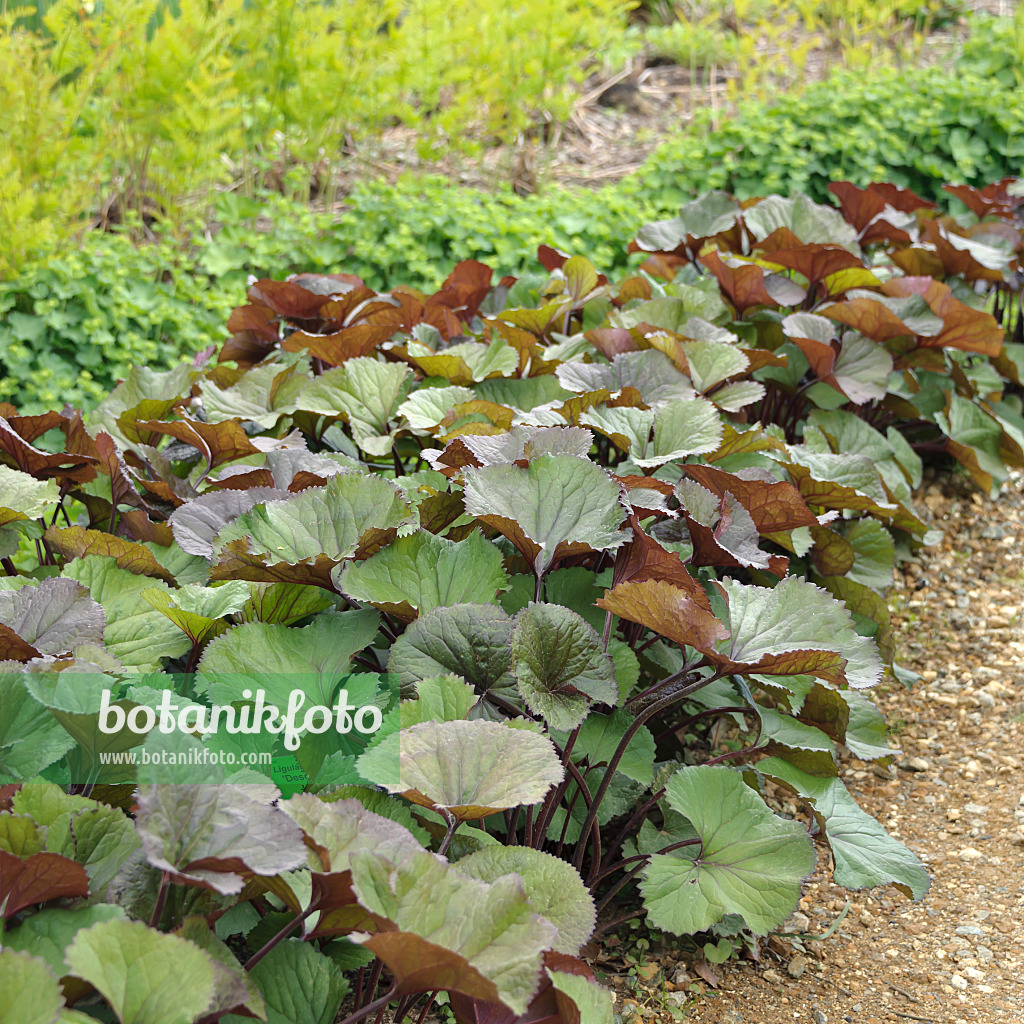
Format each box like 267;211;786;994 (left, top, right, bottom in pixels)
757;757;929;899
239;581;336;624
197;609;381;706
141;581;251;646
318;787;432;846
210;472;416;584
176;918;265;1021
135;783;307;894
640;765;815;935
683;340;749;392
387;603;515;703
350;848;557;1014
0;466;59;521
398;385;475;429
0;676;75;781
839;689;894;761
715;576;883;688
556;350;693;408
0;577;105;658
281;794;427;872
3;904;127;978
0;812;46;856
443;425;594;467
462;455;629;576
62;557;191;671
935;394;1007;495
830;334;893;404
633;191;741;251
744;193;859;252
38;797;141;896
842;519;895;591
707;380;765;413
200;357;308;429
228;939;348;1024
401;674;480;725
580;405;652;457
549;967;615;1024
510;603;617;730
337;529;508;618
64;919;217;1024
637;398;723;467
566;709;655;787
298;357;411;455
169;487;290;559
361;719;563;820
754;704;837;775
0;949;65;1024
457;847;596;955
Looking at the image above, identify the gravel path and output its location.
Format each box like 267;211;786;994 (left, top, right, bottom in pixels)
673;471;1024;1023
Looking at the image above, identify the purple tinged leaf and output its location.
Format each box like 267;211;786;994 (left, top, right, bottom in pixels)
169;487;292;558
362;719;564;821
135;784;308;894
349;847;558;1013
510;603;618;731
0;577;104;657
462;455;630;577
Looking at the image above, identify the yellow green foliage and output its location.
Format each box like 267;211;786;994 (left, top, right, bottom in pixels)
0;0;634;275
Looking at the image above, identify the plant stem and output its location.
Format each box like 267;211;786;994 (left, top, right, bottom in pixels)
599;788;666;872
149;871;170;929
591;908;647;941
436;809;461;857
654;706;752;746
413;992;438;1024
336;984;398;1024
244;905;315;971
576;675;718;882
593;838;704;918
701;743;768;767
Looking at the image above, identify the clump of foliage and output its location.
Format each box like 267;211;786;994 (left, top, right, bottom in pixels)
1;176;1021;1022
0;227;236;413
627;0;968;108
638;46;1024;206
0;0;632;275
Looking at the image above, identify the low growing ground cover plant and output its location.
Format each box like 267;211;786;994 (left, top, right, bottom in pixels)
0;178;1021;1023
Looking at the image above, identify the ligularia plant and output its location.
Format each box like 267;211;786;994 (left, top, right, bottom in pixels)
2;177;1022;1022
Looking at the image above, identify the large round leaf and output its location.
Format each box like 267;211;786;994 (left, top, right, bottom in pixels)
362;719;563;820
639;765;815;936
456;847;596;954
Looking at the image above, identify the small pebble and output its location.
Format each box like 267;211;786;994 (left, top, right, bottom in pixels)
812;1012;827;1024
954;924;985;937
784;911;811;933
958;847;983;861
788;954;808;979
762;969;783;985
897;756;930;772
950;975;969;991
